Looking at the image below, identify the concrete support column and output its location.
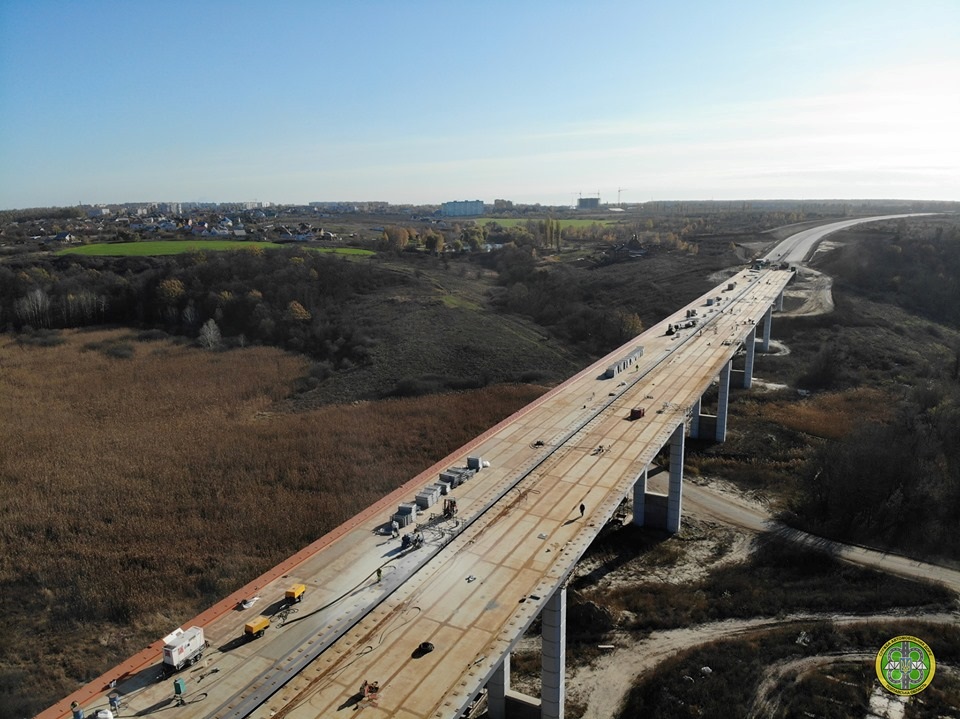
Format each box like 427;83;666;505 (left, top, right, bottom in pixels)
761;305;772;352
776;290;784;312
487;653;509;719
689;397;702;439
666;423;685;534
541;586;567;719
743;326;757;389
716;360;731;443
631;466;648;527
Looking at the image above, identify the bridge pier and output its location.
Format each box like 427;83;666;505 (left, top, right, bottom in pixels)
690;360;731;442
485;584;567;719
665;423;685;533
631;423;685;534
776;289;784;312
761;305;772;352
487;654;510;719
715;360;731;443
689;398;701;438
742;326;757;389
541;586;566;719
631;465;648;528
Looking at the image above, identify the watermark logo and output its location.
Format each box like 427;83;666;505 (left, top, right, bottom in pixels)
876;635;935;696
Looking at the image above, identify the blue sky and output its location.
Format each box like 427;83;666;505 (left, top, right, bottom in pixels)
1;0;958;209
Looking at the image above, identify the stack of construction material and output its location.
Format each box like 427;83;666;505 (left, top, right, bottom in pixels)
393;502;417;527
415;485;441;510
430;482;449;496
440;467;464;489
438;475;457;493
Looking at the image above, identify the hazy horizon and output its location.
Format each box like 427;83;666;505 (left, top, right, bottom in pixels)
2;0;958;210
4;197;959;213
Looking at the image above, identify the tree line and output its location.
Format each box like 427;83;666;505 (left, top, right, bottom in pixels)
793;380;960;560
822;218;960;329
0;247;403;367
475;245;645;354
790;216;960;559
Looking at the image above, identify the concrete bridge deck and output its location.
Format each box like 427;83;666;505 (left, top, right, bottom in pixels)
48;265;793;719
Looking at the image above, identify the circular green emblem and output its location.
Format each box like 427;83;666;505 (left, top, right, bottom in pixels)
876;635;935;695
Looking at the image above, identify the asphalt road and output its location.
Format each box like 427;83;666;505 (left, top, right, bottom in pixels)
762;213;935;264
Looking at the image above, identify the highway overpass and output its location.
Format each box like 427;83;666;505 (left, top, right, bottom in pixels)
47;260;792;719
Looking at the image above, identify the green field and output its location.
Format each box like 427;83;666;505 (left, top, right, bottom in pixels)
470;217;616;229
58;241;374;257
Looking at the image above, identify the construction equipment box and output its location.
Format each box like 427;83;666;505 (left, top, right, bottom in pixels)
285;584;306;603
162;626;205;671
245;616;270;638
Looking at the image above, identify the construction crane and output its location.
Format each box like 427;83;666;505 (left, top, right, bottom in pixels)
618;187;628;207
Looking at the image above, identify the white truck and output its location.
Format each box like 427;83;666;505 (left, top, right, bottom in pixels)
162;626;205;675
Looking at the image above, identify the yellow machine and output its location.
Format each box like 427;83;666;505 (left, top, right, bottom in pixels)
244;616;270;639
285;584;306;603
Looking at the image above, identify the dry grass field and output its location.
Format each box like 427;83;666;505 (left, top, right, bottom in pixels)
0;328;546;716
751;387;892;440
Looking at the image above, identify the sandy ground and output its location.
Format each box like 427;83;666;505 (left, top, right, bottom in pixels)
865;685;908;719
566;589;957;718
563;601;958;718
779;266;834;317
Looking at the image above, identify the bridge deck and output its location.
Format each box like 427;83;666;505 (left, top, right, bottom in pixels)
50;267;792;719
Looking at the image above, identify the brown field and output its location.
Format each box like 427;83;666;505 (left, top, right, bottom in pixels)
0;329;547;716
752;387;892;440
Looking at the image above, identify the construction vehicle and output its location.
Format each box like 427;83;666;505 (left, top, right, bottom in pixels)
443;498;458;518
244;616;270;639
285;584;306;604
162;626;205;675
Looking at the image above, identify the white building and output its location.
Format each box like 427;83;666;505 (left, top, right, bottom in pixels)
441;200;484;217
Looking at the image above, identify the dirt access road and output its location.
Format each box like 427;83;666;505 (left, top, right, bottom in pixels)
569;612;958;719
562;481;960;718
684;480;960;594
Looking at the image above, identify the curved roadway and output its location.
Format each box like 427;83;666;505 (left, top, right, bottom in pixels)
762;213;935;264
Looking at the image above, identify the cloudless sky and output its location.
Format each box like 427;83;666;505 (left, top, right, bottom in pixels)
1;0;958;209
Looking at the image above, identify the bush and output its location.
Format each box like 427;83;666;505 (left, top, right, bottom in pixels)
16;328;64;347
104;342;134;359
387;374;487;397
137;329;169;341
82;339;135;359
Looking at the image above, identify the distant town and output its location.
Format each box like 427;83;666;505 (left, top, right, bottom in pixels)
2;197;956;253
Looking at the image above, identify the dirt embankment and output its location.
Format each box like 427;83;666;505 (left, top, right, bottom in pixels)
779;267;834;317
